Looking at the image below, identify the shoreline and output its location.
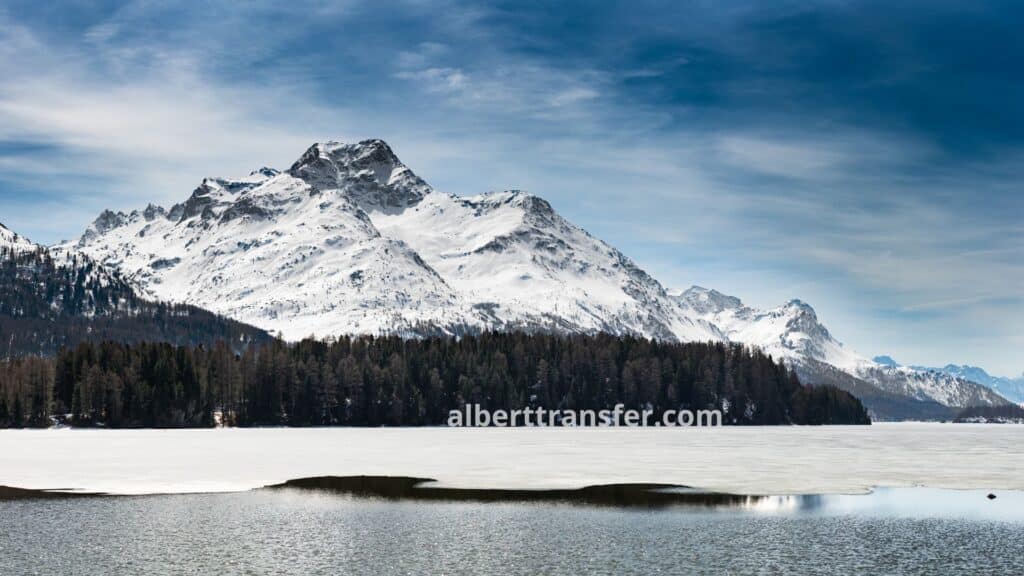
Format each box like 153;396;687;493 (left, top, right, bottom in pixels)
0;477;750;508
3;479;1020;524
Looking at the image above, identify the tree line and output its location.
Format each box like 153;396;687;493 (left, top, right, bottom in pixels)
955;404;1024;423
0;333;870;427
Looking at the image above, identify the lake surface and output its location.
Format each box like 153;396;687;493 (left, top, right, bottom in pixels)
3;424;1023;574
2;488;1023;575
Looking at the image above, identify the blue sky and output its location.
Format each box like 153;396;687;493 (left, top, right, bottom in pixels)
0;1;1021;375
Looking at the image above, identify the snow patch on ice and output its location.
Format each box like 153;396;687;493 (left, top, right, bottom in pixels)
0;424;1021;497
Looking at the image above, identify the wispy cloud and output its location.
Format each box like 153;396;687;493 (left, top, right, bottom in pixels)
717;136;845;180
0;8;361;224
395;67;470;93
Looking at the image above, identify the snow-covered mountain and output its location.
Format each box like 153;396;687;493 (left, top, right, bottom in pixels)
70;166;480;339
874;358;1024;405
66;139;1008;415
669;286;1007;410
672;287;862;370
935;366;1024;404
371;190;723;342
69;139;721;343
0;221;36;253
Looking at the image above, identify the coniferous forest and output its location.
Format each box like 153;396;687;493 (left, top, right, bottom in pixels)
0;246;272;357
0;333;870;428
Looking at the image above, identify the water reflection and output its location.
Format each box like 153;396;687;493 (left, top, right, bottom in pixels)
4;477;1022;522
263;476;1024;522
740;488;1023;522
266;476;754;508
3;485;1024;574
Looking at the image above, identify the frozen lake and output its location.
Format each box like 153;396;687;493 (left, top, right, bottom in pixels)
1;423;1021;496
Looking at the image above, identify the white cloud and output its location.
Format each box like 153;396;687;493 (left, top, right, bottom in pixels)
548;87;599;107
83;22;119;44
394;52;609;121
0;14;358;219
717;135;845;179
396;67;470;92
715;130;934;181
396;42;449;69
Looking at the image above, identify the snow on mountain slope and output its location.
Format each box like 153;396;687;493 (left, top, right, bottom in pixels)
930;365;1024;404
0;221;36;253
673;286;864;370
875;359;1024;405
1;220;144;293
371;189;722;341
854;363;1007;408
2;224;270;355
670;286;1007;408
68;155;485;340
68;139;718;341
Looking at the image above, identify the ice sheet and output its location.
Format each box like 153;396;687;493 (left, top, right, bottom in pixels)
1;423;1021;496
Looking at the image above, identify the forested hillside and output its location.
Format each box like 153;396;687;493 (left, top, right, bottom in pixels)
0;246;271;357
0;333;869;428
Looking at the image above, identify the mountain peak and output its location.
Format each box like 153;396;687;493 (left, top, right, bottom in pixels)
676;285;745;315
1;221;36;252
76;209;129;246
250;167;280;178
327;138;398;162
783;298;819;319
288;139;431;209
92;209;128;234
125;203;167;223
873;355;900;367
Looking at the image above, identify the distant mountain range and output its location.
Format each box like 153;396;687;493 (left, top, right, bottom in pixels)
874;357;1024;405
3;139;1011;419
669;287;1008;418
